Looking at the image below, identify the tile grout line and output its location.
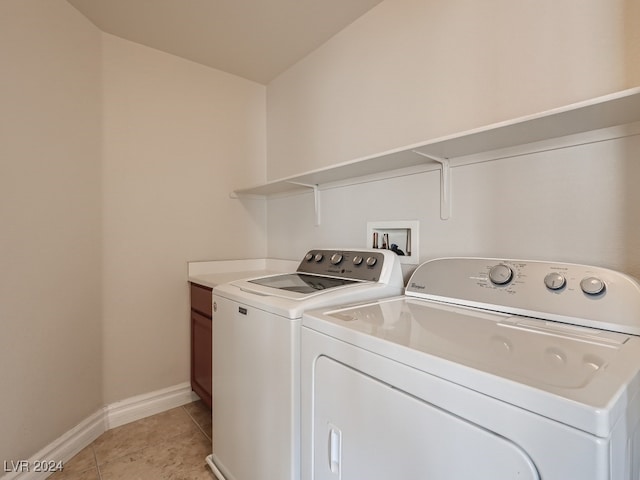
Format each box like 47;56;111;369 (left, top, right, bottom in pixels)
182;404;212;443
90;445;102;480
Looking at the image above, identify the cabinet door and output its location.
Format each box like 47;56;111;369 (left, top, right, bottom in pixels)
191;310;212;407
312;356;539;480
190;283;213;317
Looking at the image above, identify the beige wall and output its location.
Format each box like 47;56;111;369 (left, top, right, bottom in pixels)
626;0;640;85
0;0;267;462
0;0;103;461
101;35;266;403
265;0;640;279
267;0;635;180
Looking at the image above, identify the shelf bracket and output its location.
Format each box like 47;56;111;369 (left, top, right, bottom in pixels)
288;182;321;226
412;151;451;220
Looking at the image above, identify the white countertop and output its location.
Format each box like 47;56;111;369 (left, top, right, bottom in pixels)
188;258;299;289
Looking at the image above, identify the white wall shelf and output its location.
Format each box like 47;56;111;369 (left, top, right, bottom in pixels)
231;87;640;222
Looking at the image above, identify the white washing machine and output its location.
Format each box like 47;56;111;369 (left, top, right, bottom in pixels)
206;249;404;480
301;257;640;480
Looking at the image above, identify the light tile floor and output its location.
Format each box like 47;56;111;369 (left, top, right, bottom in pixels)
47;401;214;480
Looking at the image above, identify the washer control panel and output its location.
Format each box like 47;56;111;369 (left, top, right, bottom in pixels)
406;257;640;335
298;249;387;282
484;261;607;296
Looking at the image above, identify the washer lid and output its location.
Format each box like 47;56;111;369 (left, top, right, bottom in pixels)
247;273;361;295
223;248;404;303
304;297;640;437
230;273;366;302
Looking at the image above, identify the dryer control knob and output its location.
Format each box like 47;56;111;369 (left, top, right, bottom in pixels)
366;256;377;267
305;253;314;262
489;264;513;285
352;255;363;266
314;253;324;262
580;277;606;295
544;272;566;290
330;253;343;265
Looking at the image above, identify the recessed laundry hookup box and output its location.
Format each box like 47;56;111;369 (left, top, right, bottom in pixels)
366;220;419;265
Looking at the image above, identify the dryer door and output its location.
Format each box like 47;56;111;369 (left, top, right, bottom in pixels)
312;356;539;480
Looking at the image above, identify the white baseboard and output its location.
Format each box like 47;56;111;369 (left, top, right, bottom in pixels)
104;382;198;429
3;383;198;480
2;410;106;480
206;454;226;480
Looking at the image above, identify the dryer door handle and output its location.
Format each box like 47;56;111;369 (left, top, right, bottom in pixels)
328;425;342;476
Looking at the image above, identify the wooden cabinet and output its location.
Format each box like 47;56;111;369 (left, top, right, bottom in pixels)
190;282;212;408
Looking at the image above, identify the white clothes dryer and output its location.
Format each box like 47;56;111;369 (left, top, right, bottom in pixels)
206;249;404;480
301;257;640;480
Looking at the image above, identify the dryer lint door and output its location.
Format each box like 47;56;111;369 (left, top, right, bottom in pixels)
312;356;539;480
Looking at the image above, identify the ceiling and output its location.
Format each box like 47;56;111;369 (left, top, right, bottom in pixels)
66;0;385;84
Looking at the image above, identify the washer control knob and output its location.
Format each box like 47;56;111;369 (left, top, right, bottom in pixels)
314;253;324;262
330;253;343;265
544;272;566;290
488;264;513;285
352;255;363;266
581;277;606;295
366;256;377;267
305;253;314;262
